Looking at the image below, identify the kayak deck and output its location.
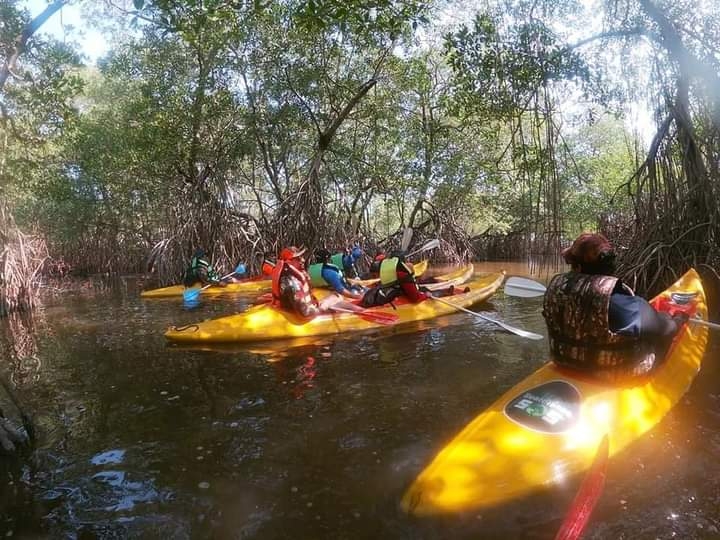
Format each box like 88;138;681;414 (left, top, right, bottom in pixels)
165;271;505;343
140;278;270;298
402;268;708;514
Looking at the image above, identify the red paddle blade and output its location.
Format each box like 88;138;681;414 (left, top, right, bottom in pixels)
555;434;609;540
355;309;399;325
330;306;399;325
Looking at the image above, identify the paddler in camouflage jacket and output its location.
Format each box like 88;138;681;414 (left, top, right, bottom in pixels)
542;233;688;380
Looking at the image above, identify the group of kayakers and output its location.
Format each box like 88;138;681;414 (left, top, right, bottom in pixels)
183;243;458;319
183;232;696;381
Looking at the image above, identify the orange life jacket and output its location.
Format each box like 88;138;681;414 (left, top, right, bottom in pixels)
262;260;275;276
271;260;316;310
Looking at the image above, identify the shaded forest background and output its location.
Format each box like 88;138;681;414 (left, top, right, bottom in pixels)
1;0;719;315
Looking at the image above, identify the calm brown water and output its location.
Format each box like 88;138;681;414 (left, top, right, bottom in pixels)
1;262;719;539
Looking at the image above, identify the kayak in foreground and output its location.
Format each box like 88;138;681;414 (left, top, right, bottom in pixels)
164;271;505;343
402;268;708;515
141;260;430;298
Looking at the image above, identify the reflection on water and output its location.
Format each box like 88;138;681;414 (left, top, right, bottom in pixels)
0;261;717;538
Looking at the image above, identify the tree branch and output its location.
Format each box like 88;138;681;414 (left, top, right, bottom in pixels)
0;0;67;92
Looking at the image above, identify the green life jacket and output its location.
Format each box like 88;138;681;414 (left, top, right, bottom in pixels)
379;257;399;286
186;256;218;283
330;253;344;268
309;262;346;288
308;263;329;287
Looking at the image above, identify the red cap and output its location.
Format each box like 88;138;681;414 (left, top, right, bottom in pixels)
279;246;307;261
562;233;613;265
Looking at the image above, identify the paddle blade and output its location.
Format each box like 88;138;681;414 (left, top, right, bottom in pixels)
504;276;547;298
330;306;398;325
183;287;202;302
356;309;398;325
401;227;414;251
554;435;609;540
407;239;440;258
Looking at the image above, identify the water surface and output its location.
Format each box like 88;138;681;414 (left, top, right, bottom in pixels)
1;262;718;539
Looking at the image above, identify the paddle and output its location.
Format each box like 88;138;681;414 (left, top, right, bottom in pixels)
401;226;414;251
406;238;440;259
183;263;245;302
329;305;398;325
554;435;609;540
504;276;547;298
690;318;720;330
428;295;545;340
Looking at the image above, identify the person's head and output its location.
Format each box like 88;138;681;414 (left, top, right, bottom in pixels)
351;245;362;260
389;249;407;261
315;248;331;264
562;233;616;275
194;248;206;259
279;246;307;268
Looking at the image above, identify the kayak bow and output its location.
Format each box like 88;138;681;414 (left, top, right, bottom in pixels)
402;268;708;514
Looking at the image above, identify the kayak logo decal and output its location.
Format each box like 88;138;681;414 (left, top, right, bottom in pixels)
171;324;199;333
504;380;581;434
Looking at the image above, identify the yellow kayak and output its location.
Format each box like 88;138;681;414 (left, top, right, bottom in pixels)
165;271;505;343
141;260;430;298
402;268;708;514
422;264;474;291
140;278;271;298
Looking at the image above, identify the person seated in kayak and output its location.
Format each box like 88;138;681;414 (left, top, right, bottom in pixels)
360;252;428;307
542;232;690;377
271;246;320;318
309;249;364;300
272;247;350;317
183;249;225;287
334;245;363;279
366;250;386;278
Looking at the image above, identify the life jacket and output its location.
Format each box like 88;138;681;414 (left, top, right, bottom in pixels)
379;257;416;286
330;253;344;268
308;262;342;287
184;256;214;286
271;260;316;313
261;260;275;276
542;272;654;375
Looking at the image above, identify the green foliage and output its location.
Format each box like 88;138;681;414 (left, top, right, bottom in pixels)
1;2;84;205
2;0;676;273
445;12;589;117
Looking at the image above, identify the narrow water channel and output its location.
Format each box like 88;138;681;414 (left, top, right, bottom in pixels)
1;262;718;539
